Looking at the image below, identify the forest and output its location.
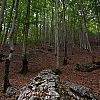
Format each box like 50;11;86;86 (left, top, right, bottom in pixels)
0;0;100;100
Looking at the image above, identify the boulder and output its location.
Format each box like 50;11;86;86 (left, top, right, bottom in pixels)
69;82;98;100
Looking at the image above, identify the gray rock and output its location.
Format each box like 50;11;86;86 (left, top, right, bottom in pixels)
5;86;16;97
68;91;73;96
48;90;60;97
44;96;50;100
70;83;98;100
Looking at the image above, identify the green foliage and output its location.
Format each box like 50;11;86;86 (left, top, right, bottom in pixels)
1;0;99;45
88;19;98;34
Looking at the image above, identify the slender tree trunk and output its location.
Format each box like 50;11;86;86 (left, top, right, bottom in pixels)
36;11;38;41
55;0;60;75
13;19;20;44
20;0;30;75
40;12;44;48
71;5;76;55
36;0;38;41
0;22;5;45
4;0;19;92
46;11;49;42
79;28;83;49
80;0;92;53
49;0;54;50
94;0;100;46
43;0;46;42
3;0;15;44
62;0;68;65
4;59;11;93
0;0;6;62
83;11;91;52
0;0;6;33
39;13;42;41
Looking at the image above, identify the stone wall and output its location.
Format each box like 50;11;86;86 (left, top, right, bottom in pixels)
18;69;60;100
10;69;98;100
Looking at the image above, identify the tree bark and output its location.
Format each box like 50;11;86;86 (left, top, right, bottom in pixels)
3;59;11;93
0;0;6;33
20;0;30;74
36;0;39;41
3;0;15;44
0;0;6;62
55;0;60;75
62;0;68;65
4;0;19;92
43;0;46;42
49;0;54;48
36;11;38;41
80;0;92;53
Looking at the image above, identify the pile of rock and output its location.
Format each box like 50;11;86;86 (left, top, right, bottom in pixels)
18;69;60;100
17;69;98;100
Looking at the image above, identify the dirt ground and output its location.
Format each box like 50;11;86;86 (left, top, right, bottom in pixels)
0;43;100;100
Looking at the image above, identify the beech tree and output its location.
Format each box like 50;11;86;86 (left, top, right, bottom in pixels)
3;0;15;44
4;0;19;92
80;0;91;52
0;0;6;62
55;0;60;75
62;0;68;65
0;0;6;33
20;0;31;74
49;0;54;48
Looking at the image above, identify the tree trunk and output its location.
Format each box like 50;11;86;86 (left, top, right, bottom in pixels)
39;13;42;41
3;59;11;93
62;0;68;65
36;0;38;41
0;0;6;62
3;0;19;92
3;0;15;44
36;11;38;41
71;5;76;55
43;0;46;42
55;0;61;75
20;0;30;75
0;0;6;33
80;0;92;53
49;0;54;50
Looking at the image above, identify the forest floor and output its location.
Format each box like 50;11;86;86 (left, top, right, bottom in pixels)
0;43;100;100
